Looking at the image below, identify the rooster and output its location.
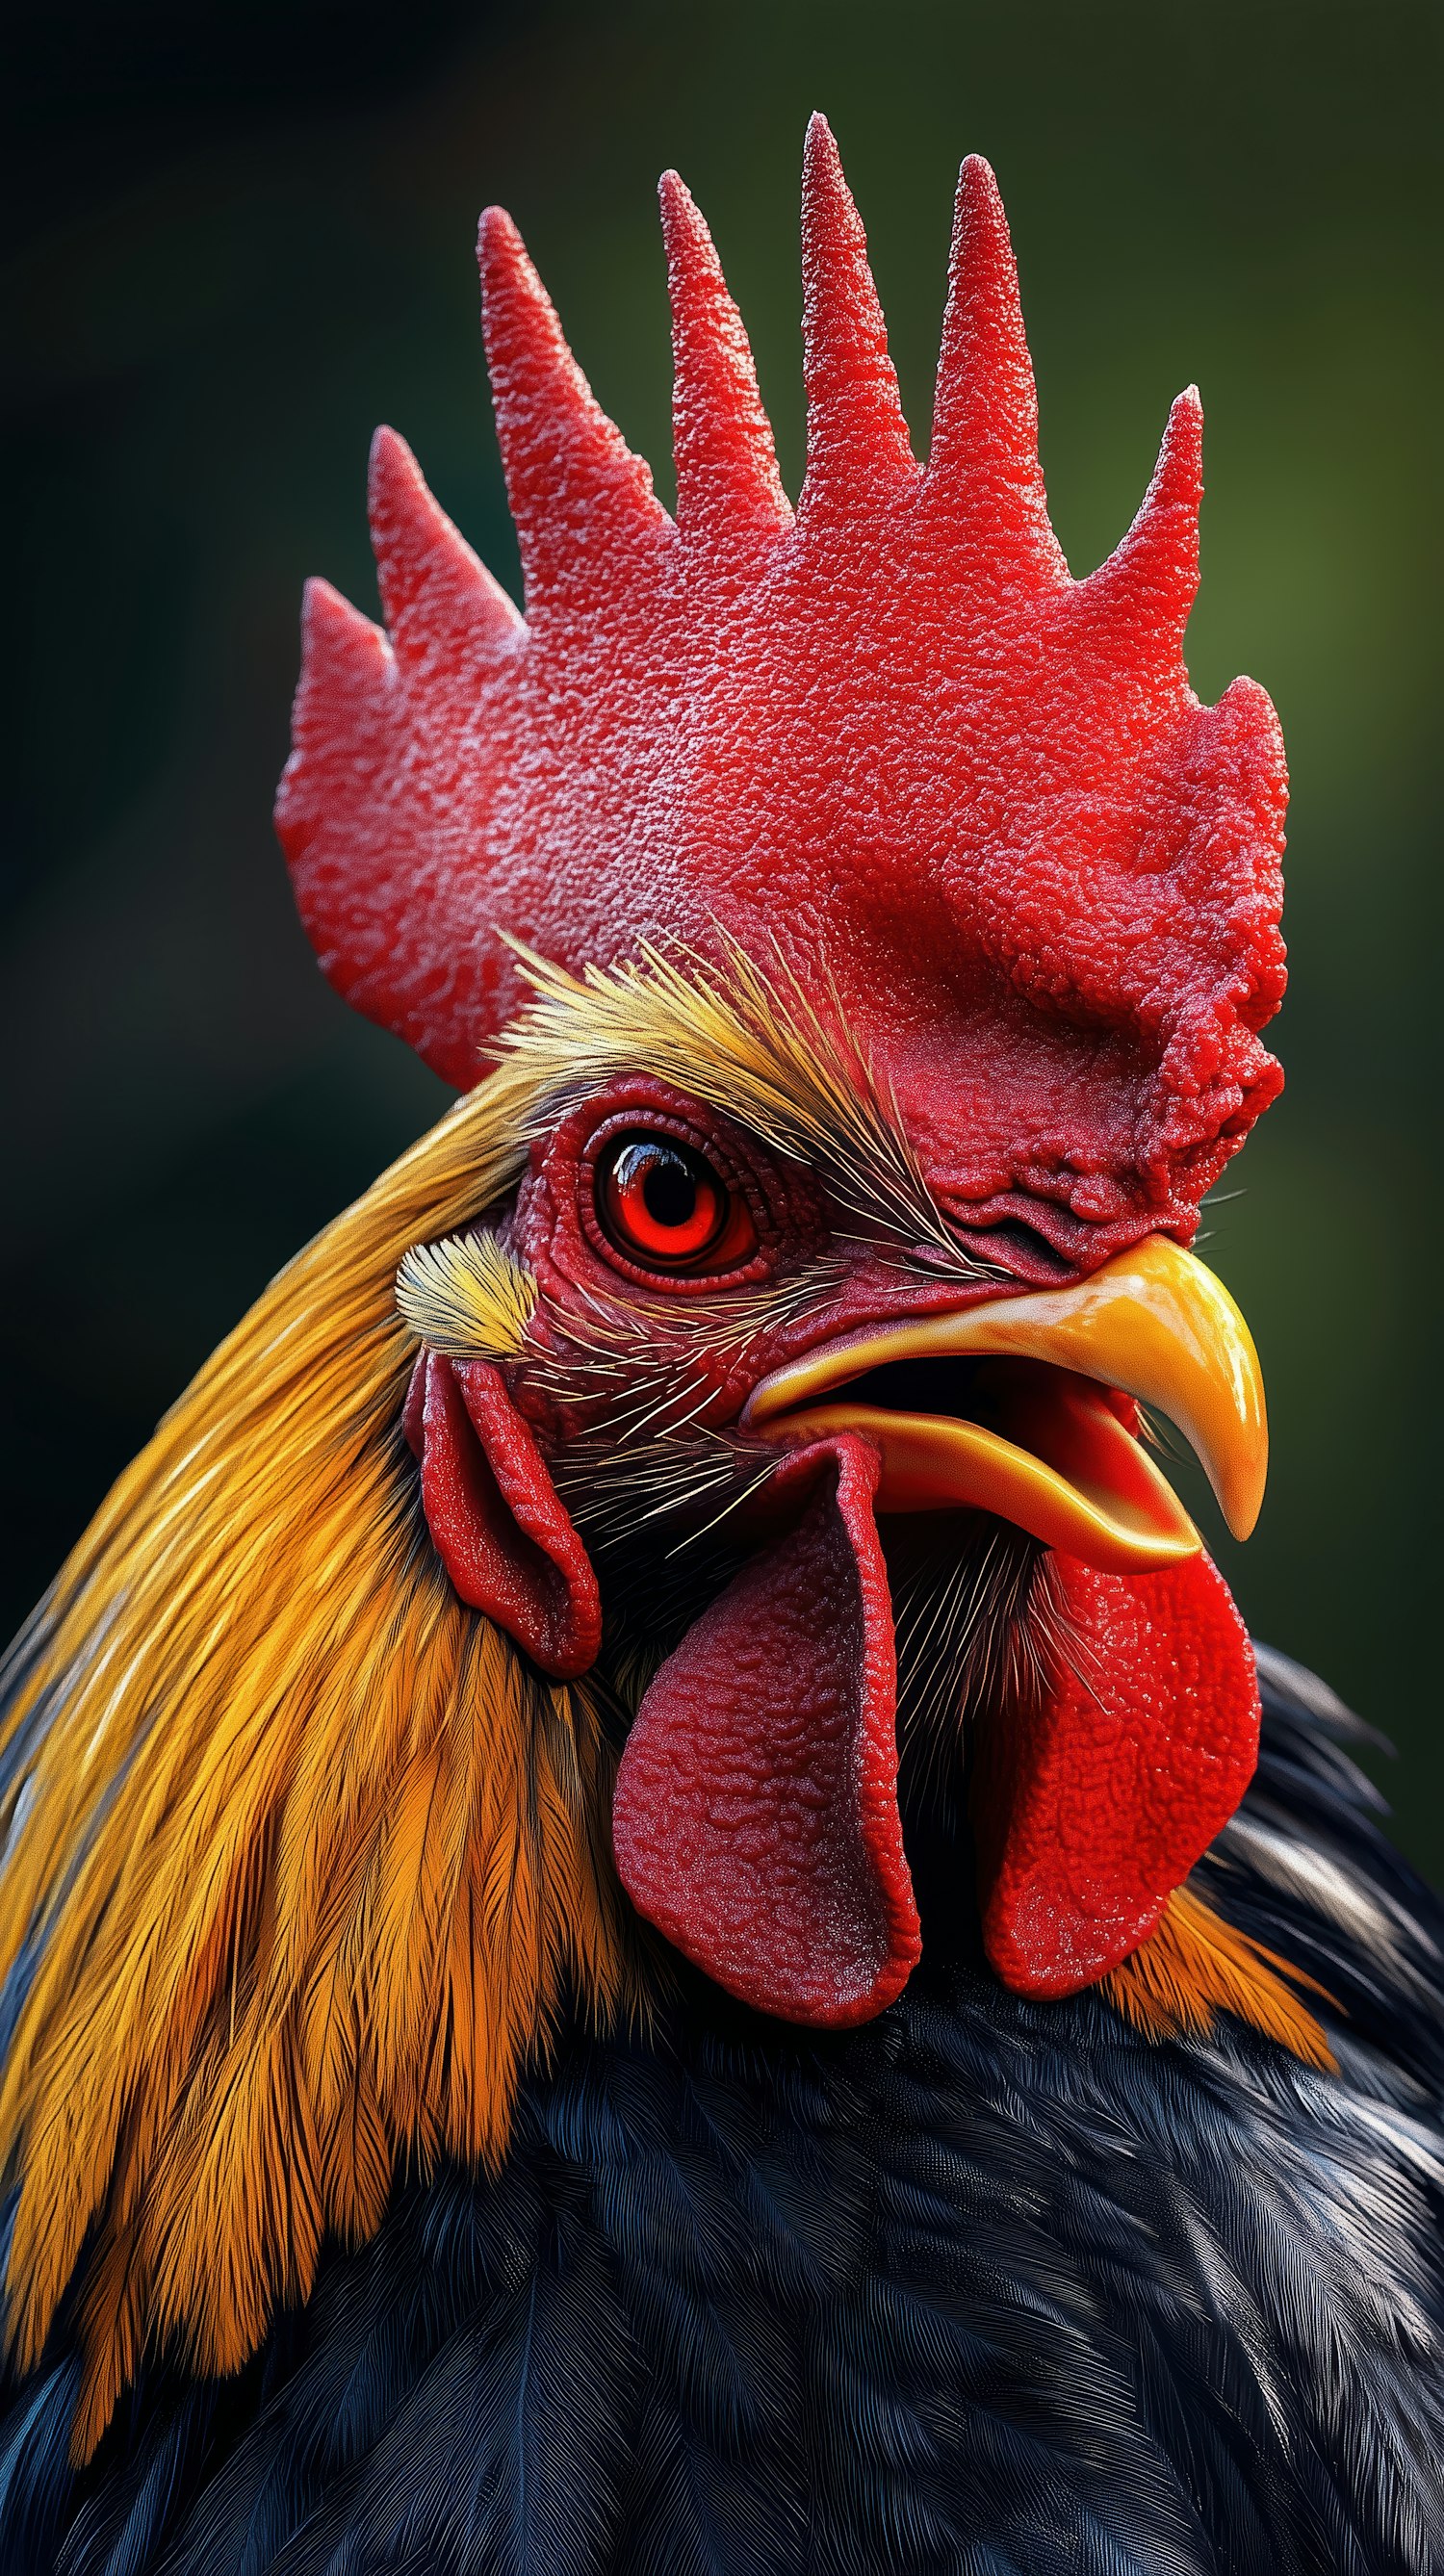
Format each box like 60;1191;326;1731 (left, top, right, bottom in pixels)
1;116;1442;2576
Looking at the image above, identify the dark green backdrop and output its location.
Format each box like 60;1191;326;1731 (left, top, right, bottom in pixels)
3;5;1440;1857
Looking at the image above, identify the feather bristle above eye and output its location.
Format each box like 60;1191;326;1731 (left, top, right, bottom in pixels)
498;933;1008;1285
396;1230;537;1362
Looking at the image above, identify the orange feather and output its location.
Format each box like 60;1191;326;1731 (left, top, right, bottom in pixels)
1101;1882;1336;2069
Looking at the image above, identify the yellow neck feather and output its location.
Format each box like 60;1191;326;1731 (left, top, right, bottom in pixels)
0;1061;647;2459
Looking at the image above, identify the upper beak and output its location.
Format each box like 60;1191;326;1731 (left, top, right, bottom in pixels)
742;1236;1267;1579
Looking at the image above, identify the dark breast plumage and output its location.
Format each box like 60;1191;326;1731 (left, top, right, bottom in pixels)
5;1649;1443;2576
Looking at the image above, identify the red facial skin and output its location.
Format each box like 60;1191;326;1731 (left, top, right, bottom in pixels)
409;1077;1262;2027
405;1352;601;1675
502;1081;1107;1458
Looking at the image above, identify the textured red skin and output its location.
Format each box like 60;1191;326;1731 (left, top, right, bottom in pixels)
410;1351;602;1678
610;1436;922;2026
973;1550;1260;1994
275;123;1286;1257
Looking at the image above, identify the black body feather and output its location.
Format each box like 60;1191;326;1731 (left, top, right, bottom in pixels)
4;1648;1444;2575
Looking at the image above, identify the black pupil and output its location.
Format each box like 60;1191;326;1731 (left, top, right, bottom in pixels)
638;1146;698;1228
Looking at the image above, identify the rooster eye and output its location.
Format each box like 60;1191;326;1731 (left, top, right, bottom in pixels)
595;1131;758;1274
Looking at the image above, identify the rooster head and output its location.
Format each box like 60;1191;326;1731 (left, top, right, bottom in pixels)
278;118;1285;2029
0;121;1300;2458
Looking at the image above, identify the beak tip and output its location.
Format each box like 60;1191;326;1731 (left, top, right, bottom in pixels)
1220;1459;1266;1543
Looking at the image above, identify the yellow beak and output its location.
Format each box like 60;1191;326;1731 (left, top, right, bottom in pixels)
743;1237;1267;1577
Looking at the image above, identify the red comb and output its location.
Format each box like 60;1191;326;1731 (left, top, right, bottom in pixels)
276;117;1285;1251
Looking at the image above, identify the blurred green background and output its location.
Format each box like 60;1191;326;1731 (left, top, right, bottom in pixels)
3;4;1440;1853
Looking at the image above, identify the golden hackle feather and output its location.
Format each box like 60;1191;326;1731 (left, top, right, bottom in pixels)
0;1036;655;2459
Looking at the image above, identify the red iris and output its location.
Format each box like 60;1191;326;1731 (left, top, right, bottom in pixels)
597;1132;757;1274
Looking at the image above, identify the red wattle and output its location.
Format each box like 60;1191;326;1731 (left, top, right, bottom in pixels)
610;1435;921;2026
972;1549;1260;1995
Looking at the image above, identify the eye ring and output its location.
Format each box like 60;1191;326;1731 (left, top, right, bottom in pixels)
594;1129;759;1275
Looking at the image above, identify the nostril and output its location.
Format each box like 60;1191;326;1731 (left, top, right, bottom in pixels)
948;1218;1078;1284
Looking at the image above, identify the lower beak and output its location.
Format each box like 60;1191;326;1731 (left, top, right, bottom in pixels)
742;1236;1266;1579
